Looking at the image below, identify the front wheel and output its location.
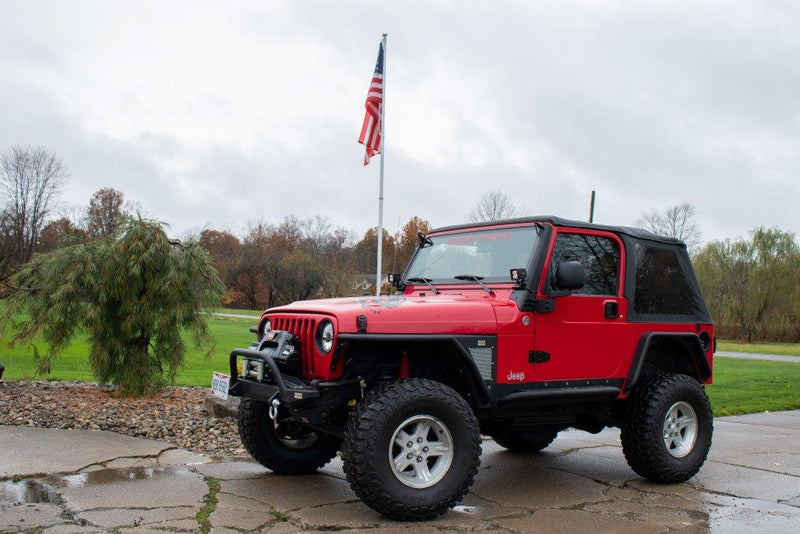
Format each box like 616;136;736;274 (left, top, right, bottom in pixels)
342;379;481;521
238;397;340;474
621;373;713;483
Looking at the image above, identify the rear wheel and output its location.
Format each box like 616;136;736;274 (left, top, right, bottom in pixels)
493;428;559;453
621;373;713;483
238;397;340;474
342;379;481;521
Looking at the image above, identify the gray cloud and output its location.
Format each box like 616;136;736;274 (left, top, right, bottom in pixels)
0;0;798;246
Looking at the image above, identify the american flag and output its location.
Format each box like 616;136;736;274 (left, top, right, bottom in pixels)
358;42;384;165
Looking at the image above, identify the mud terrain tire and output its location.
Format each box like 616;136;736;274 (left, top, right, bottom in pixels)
238;397;340;474
342;379;481;521
621;373;713;483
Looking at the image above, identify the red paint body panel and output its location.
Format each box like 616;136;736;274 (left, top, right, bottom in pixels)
530;228;629;381
269;292;502;335
257;220;714;390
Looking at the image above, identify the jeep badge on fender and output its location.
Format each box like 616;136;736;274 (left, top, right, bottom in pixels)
220;216;715;521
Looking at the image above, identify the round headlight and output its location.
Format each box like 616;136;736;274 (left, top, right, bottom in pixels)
261;319;272;339
316;321;334;355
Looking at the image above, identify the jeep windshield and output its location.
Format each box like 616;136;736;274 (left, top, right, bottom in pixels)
405;226;538;284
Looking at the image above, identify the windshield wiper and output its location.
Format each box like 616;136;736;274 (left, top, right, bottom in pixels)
454;274;495;295
406;277;440;295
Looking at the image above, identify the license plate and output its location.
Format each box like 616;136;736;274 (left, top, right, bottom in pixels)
211;372;230;400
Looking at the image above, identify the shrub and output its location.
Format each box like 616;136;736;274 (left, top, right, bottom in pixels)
0;216;224;395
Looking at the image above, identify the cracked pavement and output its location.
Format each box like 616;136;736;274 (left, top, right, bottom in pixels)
2;411;800;533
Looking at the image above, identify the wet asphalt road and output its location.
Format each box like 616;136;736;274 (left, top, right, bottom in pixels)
2;410;800;533
715;351;800;364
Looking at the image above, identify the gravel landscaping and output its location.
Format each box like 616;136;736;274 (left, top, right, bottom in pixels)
0;380;249;459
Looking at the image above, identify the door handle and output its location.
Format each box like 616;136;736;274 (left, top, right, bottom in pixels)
604;300;618;319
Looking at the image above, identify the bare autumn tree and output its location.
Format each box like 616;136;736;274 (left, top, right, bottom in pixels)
301;215;335;258
86;187;126;238
199;228;243;306
0;146;68;278
228;217;358;309
233;221;278;309
274;250;326;303
0;211;14;276
637;203;701;252
318;227;357;298
354;227;395;275
36;217;86;253
300;216;357;298
274;214;304;253
468;189;524;223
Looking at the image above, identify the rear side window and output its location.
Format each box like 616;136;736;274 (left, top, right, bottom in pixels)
634;245;696;314
548;233;620;296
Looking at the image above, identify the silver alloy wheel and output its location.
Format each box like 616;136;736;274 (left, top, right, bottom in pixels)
389;414;454;489
663;401;698;458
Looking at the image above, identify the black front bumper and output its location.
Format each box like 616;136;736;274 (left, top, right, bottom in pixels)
229;347;321;402
228;347;360;429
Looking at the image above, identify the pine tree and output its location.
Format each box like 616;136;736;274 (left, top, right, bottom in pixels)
1;216;225;396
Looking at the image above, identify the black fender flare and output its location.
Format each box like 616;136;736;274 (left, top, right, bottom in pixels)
625;332;711;393
337;333;492;407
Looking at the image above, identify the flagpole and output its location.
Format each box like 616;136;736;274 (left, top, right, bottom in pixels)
376;33;387;296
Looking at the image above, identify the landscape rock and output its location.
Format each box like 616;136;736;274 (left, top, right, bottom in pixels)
206;395;240;418
0;381;246;459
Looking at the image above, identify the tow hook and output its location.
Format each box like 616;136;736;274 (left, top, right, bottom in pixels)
269;397;281;421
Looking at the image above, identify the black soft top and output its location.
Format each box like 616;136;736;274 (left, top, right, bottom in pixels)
431;216;685;246
431;215;711;324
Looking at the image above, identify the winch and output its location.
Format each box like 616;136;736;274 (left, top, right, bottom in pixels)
241;330;300;380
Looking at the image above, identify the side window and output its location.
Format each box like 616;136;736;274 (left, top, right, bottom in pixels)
634;245;697;315
548;233;620;296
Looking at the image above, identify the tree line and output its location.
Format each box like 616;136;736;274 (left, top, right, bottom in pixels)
199;214;430;309
0;147;434;309
694;227;800;343
639;203;800;343
2;146;799;343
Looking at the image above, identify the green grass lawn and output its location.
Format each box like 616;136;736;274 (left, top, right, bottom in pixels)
2;315;800;417
0;314;258;386
207;307;262;317
708;356;800;416
716;340;800;357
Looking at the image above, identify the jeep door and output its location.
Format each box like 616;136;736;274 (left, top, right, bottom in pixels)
532;229;629;381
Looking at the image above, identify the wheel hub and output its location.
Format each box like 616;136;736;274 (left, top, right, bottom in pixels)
662;401;698;458
389;414;454;489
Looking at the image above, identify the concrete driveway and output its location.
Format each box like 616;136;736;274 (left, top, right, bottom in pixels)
2;411;799;533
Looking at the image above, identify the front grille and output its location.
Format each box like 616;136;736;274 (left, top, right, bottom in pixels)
269;315;318;377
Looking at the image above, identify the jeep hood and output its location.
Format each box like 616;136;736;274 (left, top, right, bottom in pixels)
266;294;503;335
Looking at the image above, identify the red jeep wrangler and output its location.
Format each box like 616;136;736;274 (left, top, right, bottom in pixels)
225;216;714;520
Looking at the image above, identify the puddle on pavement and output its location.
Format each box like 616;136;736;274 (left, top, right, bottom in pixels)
0;479;61;504
704;493;800;532
1;466;190;504
58;465;187;487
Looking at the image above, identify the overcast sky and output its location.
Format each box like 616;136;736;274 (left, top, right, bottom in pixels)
1;1;798;245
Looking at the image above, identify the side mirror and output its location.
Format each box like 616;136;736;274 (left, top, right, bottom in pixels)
555;261;585;292
387;273;402;288
510;268;527;287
